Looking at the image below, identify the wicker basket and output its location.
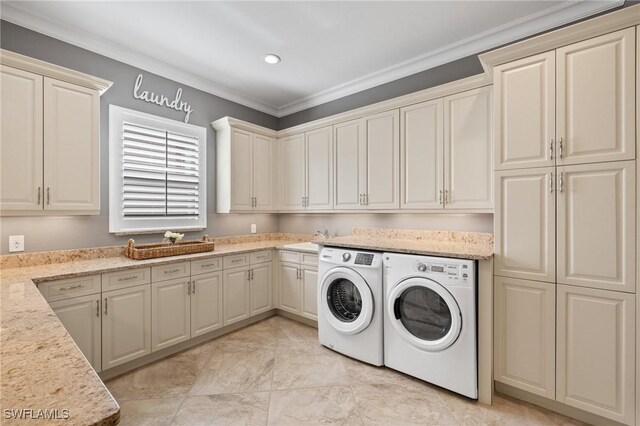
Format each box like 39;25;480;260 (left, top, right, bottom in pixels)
126;236;215;260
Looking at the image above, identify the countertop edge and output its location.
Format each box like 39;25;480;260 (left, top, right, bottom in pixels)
315;240;494;261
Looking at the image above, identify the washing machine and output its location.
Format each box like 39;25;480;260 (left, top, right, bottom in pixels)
383;252;477;399
318;247;384;366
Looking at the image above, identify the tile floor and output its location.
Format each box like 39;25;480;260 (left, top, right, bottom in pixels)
105;315;585;425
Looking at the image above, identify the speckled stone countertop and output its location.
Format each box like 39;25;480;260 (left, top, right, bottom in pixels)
0;233;311;426
313;227;494;260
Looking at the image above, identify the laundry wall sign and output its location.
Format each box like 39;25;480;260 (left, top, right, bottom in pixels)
133;74;194;123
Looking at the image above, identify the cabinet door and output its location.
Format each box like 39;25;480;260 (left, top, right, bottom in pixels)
400;99;443;209
556;28;635;165
301;266;318;321
191;271;223;337
494;52;555;170
306;126;333;210
253;133;273;210
223;266;250;325
278;262;301;314
102;284;151;370
43;78;99;212
279;134;306;211
557;161;635;293
557;285;635;425
444;86;493;209
365;109;399;209
494;276;555;398
151;278;191;351
495;168;555;283
50;294;101;372
0;66;43;212
334;119;366;210
250;263;273;316
230;128;253;211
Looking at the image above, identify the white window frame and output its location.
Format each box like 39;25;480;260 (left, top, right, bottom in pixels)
109;105;207;234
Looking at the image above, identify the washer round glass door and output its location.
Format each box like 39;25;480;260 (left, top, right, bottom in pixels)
387;277;461;351
320;267;373;335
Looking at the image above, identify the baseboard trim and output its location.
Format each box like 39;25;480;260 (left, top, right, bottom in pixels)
276;309;318;328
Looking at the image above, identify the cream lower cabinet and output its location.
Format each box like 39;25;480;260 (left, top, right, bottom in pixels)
557;285;635;425
223;266;251;326
151;278;191;352
190;271;223;337
494;276;555;398
50;293;102;372
301;266;319;321
102;284;151;370
250;263;273;316
277;251;319;321
278;262;302;314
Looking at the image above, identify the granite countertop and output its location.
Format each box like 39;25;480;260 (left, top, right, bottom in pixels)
0;233;311;426
313;228;494;260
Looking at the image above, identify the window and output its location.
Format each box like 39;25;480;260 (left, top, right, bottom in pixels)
109;105;207;234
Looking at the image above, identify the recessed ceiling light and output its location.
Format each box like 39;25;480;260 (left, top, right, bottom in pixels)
264;54;281;64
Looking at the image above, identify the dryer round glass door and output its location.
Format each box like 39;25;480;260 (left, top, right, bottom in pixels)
387;277;461;351
320;267;374;335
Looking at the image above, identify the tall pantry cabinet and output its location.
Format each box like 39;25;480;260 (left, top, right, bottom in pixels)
493;27;636;425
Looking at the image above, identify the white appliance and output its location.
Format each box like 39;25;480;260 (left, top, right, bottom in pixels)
318;247;384;366
383;252;477;398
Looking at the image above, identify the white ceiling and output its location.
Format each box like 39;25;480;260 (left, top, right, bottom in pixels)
1;1;621;117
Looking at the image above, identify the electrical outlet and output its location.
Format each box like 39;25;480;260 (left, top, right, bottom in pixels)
251;224;257;234
9;235;24;253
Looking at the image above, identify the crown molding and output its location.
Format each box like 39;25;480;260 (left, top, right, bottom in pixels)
479;2;638;77
0;48;113;94
211;116;278;138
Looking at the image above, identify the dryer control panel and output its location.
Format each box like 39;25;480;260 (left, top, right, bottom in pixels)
407;258;474;285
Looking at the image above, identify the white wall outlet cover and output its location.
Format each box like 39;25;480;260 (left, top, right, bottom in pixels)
9;235;24;252
251;224;257;234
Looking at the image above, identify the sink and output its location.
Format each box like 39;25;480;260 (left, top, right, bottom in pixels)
281;242;319;253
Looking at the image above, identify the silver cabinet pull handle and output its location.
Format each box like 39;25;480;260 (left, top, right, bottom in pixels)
549;173;554;193
247;270;251;280
47;187;50;205
232;258;242;263
37;187;41;205
118;276;137;282
201;263;217;268
104;298;108;315
164;268;180;274
192;280;196;294
187;280;191;295
439;190;443;205
444;190;449;205
58;284;85;291
96;300;100;318
559;171;564;192
549;139;554;161
559;138;563;159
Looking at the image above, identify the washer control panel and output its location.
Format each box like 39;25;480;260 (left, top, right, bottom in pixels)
342;252;352;262
355;253;375;265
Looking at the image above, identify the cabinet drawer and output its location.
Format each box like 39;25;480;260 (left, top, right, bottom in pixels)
38;274;101;302
151;262;190;282
278;250;300;264
102;267;151;291
223;253;250;269
191;257;222;275
250;250;272;264
301;253;318;266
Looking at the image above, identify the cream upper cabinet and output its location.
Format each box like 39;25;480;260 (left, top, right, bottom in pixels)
44;78;99;212
151;278;191;352
334;119;366;210
494;51;555;170
0;65;43;212
229;128;253;211
250;262;273;316
444;86;493;209
400;99;444;209
364;109;400;209
494;276;555;398
495;167;556;283
222;266;250;326
557;285;635;425
557;161;636;293
190;271;223;337
556;28;636;166
279;133;306;211
305;126;333;210
253;133;274;210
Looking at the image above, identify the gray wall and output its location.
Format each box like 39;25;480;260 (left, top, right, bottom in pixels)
0;20;279;254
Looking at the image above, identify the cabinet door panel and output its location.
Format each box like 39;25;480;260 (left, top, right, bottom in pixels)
191;271;223;337
44;78;99;211
557;285;635;425
50;294;101;372
557;161;635;293
223;267;250;325
278;263;301;314
306;126;333;210
0;66;43;212
301;267;318;321
102;285;151;370
494;277;555;398
152;278;191;351
230;128;253;211
494;52;555;170
280;134;306;211
495;168;555;282
444;86;493;209
400;99;443;209
557;28;635;165
250;263;273;316
253;134;273;210
334;119;365;209
365;110;399;209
